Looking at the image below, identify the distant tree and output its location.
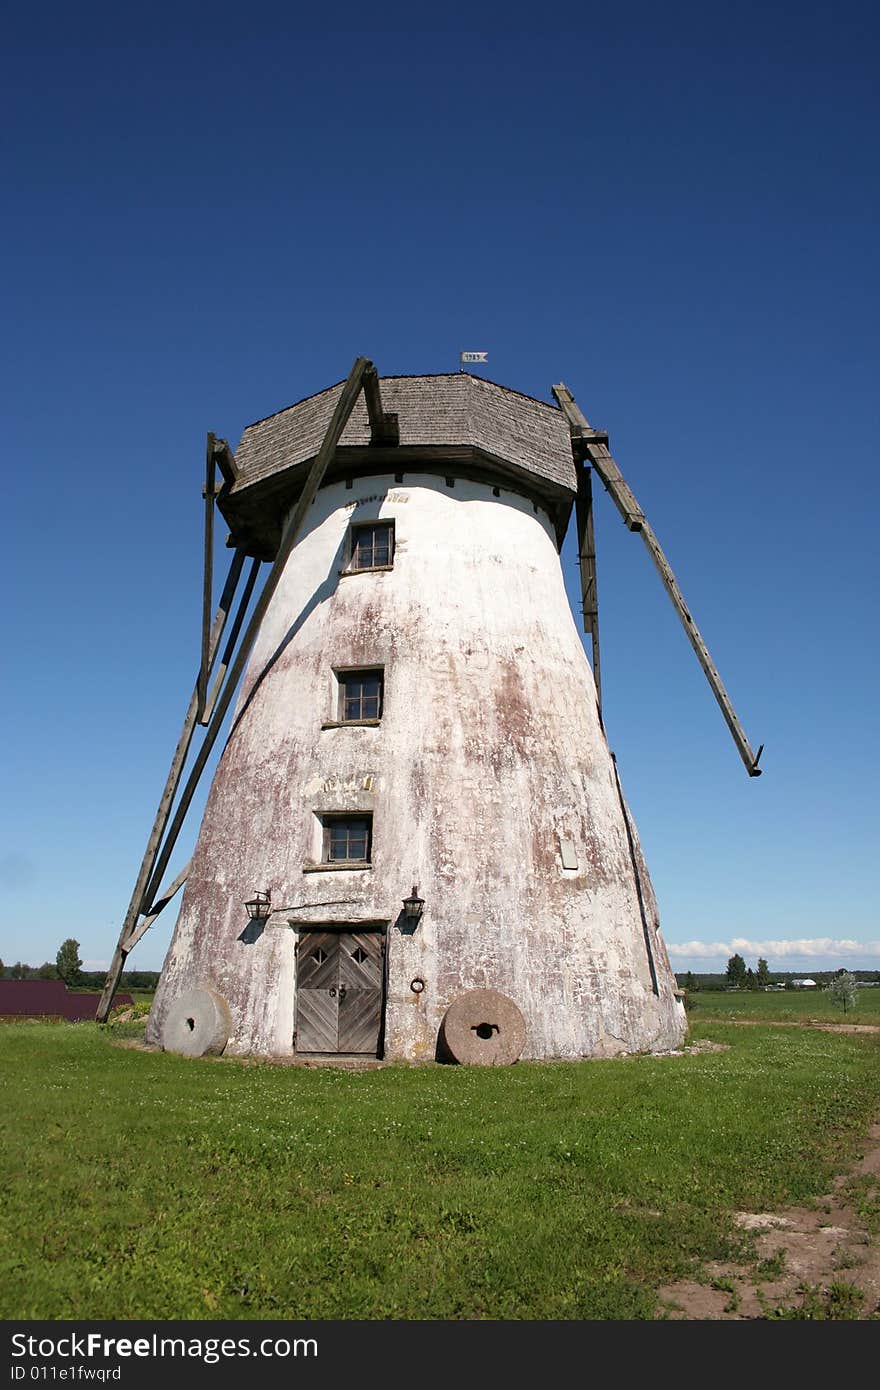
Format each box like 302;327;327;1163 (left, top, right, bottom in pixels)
684;970;697;993
37;962;58;979
826;971;857;1015
726;954;747;989
10;961;26;979
56;938;82;987
756;958;771;987
745;967;759;991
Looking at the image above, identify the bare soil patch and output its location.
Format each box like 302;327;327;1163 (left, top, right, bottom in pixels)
657;1120;880;1319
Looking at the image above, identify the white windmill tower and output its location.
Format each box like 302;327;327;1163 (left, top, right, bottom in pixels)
98;357;761;1062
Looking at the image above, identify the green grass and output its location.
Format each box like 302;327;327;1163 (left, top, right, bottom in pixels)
687;988;880;1023
1;1020;879;1320
767;1281;867;1320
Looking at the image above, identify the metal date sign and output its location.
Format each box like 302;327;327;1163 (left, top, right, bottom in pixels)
460;351;488;363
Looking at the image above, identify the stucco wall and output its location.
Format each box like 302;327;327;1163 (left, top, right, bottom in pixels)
147;473;685;1059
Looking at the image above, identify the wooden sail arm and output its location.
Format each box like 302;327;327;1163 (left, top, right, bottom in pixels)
126;861;191;952
552;383;763;778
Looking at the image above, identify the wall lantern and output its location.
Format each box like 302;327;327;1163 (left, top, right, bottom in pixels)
402;885;425;923
244;889;272;920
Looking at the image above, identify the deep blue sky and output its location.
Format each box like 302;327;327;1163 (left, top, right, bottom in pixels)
2;2;878;976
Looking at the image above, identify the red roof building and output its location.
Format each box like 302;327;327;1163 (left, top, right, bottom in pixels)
0;979;133;1021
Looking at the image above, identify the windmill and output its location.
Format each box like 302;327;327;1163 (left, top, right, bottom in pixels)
97;357;760;1063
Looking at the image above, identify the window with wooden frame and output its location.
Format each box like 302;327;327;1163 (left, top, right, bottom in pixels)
337;668;383;723
322;815;372;864
347;520;394;572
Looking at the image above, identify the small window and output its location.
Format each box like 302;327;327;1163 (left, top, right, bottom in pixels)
338;669;383;722
348;521;394;571
322;816;372;864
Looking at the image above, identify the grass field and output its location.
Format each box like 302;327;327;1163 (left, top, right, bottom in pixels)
2;1018;879;1320
687;988;880;1023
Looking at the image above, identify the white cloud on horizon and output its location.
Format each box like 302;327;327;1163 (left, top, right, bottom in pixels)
666;937;880;962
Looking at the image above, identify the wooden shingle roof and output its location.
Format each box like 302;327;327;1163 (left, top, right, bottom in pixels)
219;374;576;556
234;374;575;493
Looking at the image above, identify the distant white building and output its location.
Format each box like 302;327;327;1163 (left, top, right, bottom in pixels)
791;978;817;988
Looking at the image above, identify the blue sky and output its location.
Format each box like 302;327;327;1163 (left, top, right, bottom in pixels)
2;2;878;977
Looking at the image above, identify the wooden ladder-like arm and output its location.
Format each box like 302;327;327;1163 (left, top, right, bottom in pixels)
553;383;763;778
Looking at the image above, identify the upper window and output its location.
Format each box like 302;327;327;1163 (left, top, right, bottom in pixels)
348;521;394;571
338;669;383;722
323;816;372;864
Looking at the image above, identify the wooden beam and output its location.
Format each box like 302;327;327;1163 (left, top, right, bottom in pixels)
363;365;399;446
553;385;644;530
213;437;238;487
552;383;763;778
575;461;602;713
125;860;191;952
197;435;217;717
200;555;262;726
95;547;247;1022
141;356;374;915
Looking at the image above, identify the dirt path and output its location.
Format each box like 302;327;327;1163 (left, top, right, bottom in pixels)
658;1027;880;1320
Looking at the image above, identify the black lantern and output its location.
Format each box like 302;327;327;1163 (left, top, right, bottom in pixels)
402;885;425;923
244;889;271;920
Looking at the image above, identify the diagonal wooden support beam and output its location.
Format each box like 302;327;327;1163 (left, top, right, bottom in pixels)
553;382;763;778
140;356;375;918
96;546;247;1021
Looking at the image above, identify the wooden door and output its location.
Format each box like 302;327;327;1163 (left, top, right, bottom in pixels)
295;931;339;1054
295;929;384;1055
337;931;384;1053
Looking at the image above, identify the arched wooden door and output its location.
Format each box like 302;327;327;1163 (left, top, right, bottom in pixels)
295;927;385;1055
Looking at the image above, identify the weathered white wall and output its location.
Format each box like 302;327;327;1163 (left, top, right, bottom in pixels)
147;473;686;1059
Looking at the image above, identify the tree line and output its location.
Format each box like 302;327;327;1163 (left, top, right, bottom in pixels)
679;958;874;1015
0;939;159;990
679;963;879;991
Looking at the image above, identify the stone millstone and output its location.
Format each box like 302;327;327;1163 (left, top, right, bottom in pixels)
439;989;526;1065
161;987;231;1058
